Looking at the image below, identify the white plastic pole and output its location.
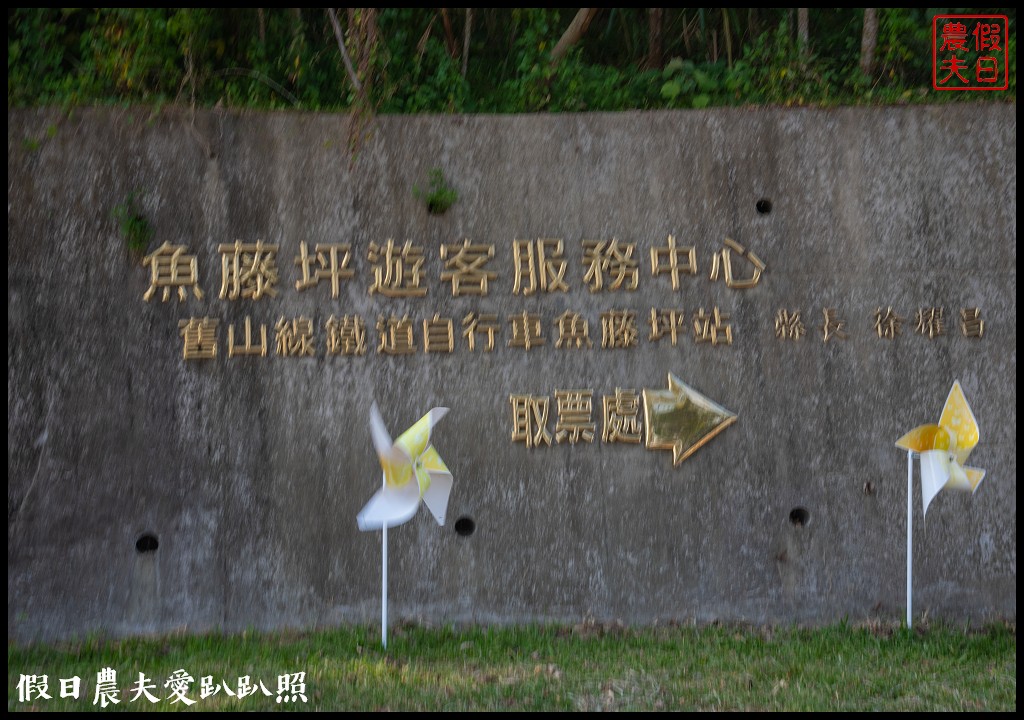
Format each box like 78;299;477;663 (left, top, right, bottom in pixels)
380;469;388;649
906;450;913;628
382;522;388;649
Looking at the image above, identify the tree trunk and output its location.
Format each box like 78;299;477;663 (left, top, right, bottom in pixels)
859;8;878;77
722;9;733;67
646;8;663;70
551;8;599;63
439;8;458;59
462;8;473;78
797;8;809;55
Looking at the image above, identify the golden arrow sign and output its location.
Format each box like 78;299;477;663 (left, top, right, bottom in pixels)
642;373;737;466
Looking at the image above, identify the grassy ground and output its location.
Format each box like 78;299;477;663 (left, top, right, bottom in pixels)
8;621;1016;711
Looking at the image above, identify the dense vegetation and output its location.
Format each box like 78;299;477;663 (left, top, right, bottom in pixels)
8;8;1016;112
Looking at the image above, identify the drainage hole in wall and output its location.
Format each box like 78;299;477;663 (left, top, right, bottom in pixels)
454;517;475;537
789;507;810;527
756;198;773;215
136;534;159;553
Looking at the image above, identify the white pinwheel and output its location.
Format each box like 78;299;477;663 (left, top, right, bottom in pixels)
896;380;987;628
895;381;985;519
358;402;455;648
357;402;453;531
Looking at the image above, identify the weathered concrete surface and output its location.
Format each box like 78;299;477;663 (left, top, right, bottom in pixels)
7;105;1016;641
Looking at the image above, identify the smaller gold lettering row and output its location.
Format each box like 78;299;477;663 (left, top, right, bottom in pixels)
774;307;985;341
176;308;737;360
178;305;986;359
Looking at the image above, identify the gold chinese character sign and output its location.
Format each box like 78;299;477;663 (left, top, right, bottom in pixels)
642;373;737;466
144;242;203;302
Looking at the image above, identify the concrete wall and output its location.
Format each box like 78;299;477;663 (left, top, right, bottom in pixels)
7;105;1016;641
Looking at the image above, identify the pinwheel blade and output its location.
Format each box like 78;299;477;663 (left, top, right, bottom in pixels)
419;445;453;526
920;449;951;518
964;467;986;493
357;474;420;531
369;402;393;456
370;403;412;486
939;381;980;465
946;465;986;493
895;424;948;453
396;407;450;459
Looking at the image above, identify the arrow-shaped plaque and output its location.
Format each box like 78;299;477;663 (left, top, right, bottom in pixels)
642;373;737;466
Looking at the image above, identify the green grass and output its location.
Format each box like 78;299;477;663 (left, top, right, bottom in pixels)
8;622;1016;711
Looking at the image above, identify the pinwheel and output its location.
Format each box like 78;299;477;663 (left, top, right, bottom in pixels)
358;403;453;531
895;381;985;626
358;402;453;647
896;381;985;518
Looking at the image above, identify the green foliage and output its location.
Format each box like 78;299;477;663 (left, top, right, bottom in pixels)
741;19;841;105
662;57;753;108
376;9;468;113
499;9;566;112
112;192;153;254
414;168;458;215
7;9;1016;112
8;9;78;106
78;9;181;101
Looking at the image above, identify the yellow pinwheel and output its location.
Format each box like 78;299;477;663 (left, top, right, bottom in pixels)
357;402;453;531
896;381;985;518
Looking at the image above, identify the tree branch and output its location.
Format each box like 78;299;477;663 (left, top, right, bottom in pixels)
327;8;363;96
